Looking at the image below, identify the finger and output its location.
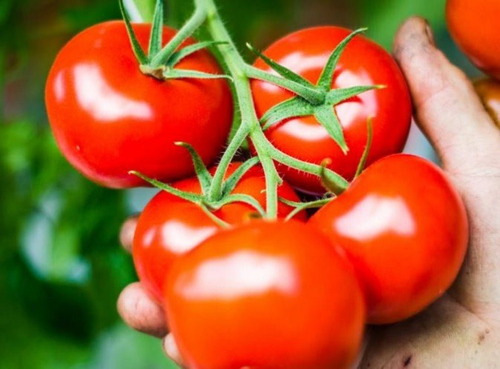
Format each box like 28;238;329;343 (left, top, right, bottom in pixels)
394;17;500;320
163;334;187;368
117;282;167;338
393;17;499;173
119;215;138;253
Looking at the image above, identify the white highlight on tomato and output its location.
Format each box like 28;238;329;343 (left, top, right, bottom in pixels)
335;195;416;241
73;63;152;121
178;251;297;300
161;221;216;254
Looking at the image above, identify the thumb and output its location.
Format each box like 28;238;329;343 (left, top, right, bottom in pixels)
393;17;498;174
394;17;500;321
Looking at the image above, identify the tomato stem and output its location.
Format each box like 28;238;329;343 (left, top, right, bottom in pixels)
207;122;251;202
196;0;349;216
196;0;281;218
149;6;208;68
131;0;351;219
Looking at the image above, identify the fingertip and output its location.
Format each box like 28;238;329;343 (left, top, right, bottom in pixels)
163;334;186;368
392;16;497;171
120;215;139;253
117;282;167;338
394;17;433;56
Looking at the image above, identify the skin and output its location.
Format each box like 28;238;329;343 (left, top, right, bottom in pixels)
118;17;500;368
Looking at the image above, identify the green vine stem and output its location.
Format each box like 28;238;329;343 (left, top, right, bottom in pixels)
194;0;281;218
127;0;351;219
149;6;208;68
192;0;349;218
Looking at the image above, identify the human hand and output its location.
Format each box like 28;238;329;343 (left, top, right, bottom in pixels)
117;17;500;369
359;16;500;368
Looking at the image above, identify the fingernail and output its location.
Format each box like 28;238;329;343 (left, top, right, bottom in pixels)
424;20;435;46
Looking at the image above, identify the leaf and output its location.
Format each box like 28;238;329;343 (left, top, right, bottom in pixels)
118;0;148;64
147;0;164;57
247;43;315;88
129;171;203;203
199;204;230;228
168;41;228;66
217;194;266;217
314;105;348;153
317;28;367;90
318;158;348;194
279;196;334;221
326;84;385;105
261;97;314;130
355;117;374;177
163;68;232;80
221;157;260;196
175;142;212;195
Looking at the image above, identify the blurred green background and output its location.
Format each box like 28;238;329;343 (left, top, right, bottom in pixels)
0;0;479;368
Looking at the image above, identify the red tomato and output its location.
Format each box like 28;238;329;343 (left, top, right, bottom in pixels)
447;0;500;80
474;78;500;127
165;220;365;369
310;154;468;324
45;21;233;188
251;26;412;194
133;163;306;302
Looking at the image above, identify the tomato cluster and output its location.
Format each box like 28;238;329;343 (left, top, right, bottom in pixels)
45;3;471;368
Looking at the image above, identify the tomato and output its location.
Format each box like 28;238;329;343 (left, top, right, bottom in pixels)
164;220;365;369
45;21;233;188
309;154;468;324
251;26;412;194
133;163;306;303
446;0;500;80
474;78;500;127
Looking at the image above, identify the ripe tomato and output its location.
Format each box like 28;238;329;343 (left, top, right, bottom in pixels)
45;21;233;188
474;78;500;127
133;163;306;303
310;154;468;324
446;0;500;80
165;220;365;369
251;26;412;194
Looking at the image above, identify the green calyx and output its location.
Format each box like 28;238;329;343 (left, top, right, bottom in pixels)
279;196;335;221
119;0;231;81
247;28;384;154
129;143;265;227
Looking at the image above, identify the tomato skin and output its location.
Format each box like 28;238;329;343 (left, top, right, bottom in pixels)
474;78;500;127
165;220;365;369
251;26;412;194
45;21;233;188
447;0;500;80
309;154;468;324
133;163;306;303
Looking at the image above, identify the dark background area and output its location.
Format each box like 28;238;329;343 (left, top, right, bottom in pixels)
0;0;479;367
